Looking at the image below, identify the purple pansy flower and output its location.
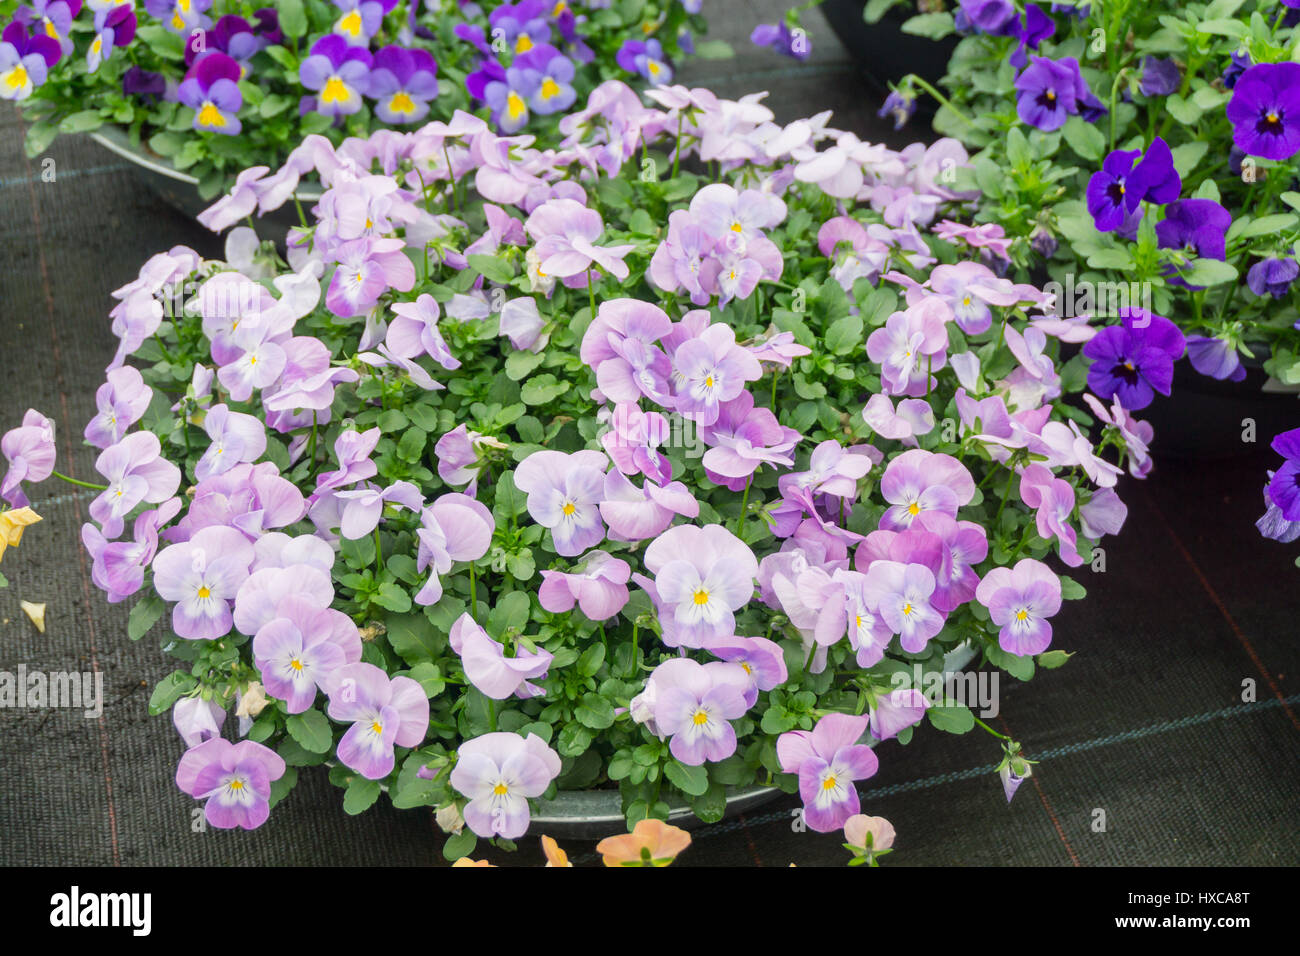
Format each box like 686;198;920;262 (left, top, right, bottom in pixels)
330;0;394;42
750;22;810;61
177;51;242;134
369;45;438;124
0;21;61;101
172;695;225;748
1247;257;1299;299
1185;335;1247;383
601;403;673;486
862;559;945;652
253;596;363;713
450;732;561;839
878;449;975;531
448;612;554;700
90;430;182;539
82;499;181;603
539;550;632;621
1139;55;1180;96
483;65;538;133
326;662;429;780
579;299;674;407
975;558;1062;655
299;35;373;117
641;523;758;648
1082;308;1185;410
87;5;136;73
196;405;267;482
671;323;763;426
706;635;788;704
84;366;151;450
514;449;608;557
1226;62;1300;160
145;0;212;34
414;493;495;606
777;713;879;833
1157;199;1232;276
2;408;56;507
517;43;576;115
1007;4;1054;69
648;658;752;765
325;237;417;317
151;525;254;640
616;38;671;85
175;738;285;830
1086;138;1180;232
1014;55;1099;131
1018;463;1082;566
15;0;80;57
956;0;1017;34
1265;428;1300;520
869;688;928;741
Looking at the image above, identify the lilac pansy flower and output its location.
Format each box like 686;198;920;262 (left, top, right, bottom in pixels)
448;612;554;700
648;657;752;765
878;449;975;532
777;713;879;833
175;738;286;830
450;732;561;839
514;449;608;557
327;662;429;780
975;558;1062;655
84;366;152;450
869;688;928;741
641;523;758;648
299;34;373;117
151;525;254;640
253;596;364;712
414;493;495;606
2;408;56;507
862;559;945;653
538;550;632;621
90;430;182;539
195;405;267;482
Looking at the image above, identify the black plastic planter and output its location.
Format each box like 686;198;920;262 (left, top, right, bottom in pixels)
820;0;959;113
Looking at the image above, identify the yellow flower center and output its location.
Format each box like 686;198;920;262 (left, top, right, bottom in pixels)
389;92;416;115
516;33;534;53
740;662;753;675
91;36;103;54
197;102;226;128
197;586;211;599
647;60;661;76
7;65;30;90
907;502;920;516
704;375;714;388
1016;609;1028;622
493;782;509;795
322;76;350;105
562;501;576;516
693;588;710;605
692;709;710;725
1267;111;1280;125
371;721;383;735
902;602;914;617
506;91;526;121
171;11;186;29
552;1;568;15
730;222;743;233
541;77;561;100
1045;89;1056;102
822;775;837;791
44;19;59;39
338;9;362;36
229;779;243;790
290;658;303;671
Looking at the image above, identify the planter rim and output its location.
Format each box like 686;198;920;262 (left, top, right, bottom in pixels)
88;124;323;203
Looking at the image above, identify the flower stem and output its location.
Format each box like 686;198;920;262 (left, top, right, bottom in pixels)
735;476;752;541
587;267;596;319
51;470;107;491
973;716;1011;740
487;696;497;733
903;74;973;128
469;562;478;619
373;526;383;573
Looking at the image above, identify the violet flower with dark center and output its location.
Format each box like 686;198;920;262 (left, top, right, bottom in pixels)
1226;61;1300;160
1007;4;1054;70
1086;137;1180;233
1014;55;1080;131
1156;198;1231;261
1082;307;1186;410
177;51;243;135
1247;257;1299;299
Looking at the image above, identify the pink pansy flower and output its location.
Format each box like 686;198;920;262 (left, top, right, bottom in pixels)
1079;486;1128;540
878;449;976;531
869;688;929;740
151;525;254;640
975;558;1062;656
172;696;226;749
641;523;759;648
253;596;363;713
862;394;935;445
82;498;182;604
448;613;554;700
525;197;635;285
777;713;879;832
706;635;788;705
671;323;763;426
175;738;286;830
598;468;699;542
450;732;561;839
579;300;675;407
325;237;417;317
333;480;424;539
84;367;152;450
866;298;951;397
414;493;495;606
1;408;56;507
648;657;752;766
514;449;609;556
196;405;267;482
326;662;430;780
539;550;632;621
90;430;183;539
862;559;945;652
601;403;673;486
1018;463;1083;567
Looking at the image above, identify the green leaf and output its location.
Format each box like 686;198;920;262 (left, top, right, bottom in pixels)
520;374;571;406
373;581;412;613
692;782;728;823
824;314;864;355
396;427;427;463
899;11;955;39
386;612;440;664
575;692;616;729
128;592;166;640
1060;576;1087;600
147;672;196;716
59;110;104;134
664;760;709;796
1037;649;1075;669
1062;116;1105;162
343;776;382;815
286;710;333;754
927;702;975;734
1176;258;1237;287
505;349;545;380
405;661;446;697
557;720;595;756
24;121;58;158
278;0;307;37
1170;142;1209;178
467;253;515;285
577;643;605;677
441;827;477;861
1196;17;1248;37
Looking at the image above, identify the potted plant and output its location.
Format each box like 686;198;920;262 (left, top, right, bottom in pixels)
2;77;1154;861
868;0;1300;455
0;0;715;211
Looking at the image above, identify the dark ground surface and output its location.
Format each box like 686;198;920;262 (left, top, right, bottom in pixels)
1;2;1298;867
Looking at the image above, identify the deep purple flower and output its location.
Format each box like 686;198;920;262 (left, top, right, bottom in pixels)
369;45;438;124
1247;257;1299;298
1265;428;1300;520
975;558;1062;655
648;658;752;765
299;35;372;117
123;65;166;104
1227;62;1300;160
327;662;429;780
750;22;810;61
176;738;285;830
1222;50;1250;90
15;0;79;57
777;713;879;832
1086;137;1180;232
450;732;561;839
1185;335;1247;383
87;5;136;73
956;0;1017;34
1258;471;1300;542
1157;199;1231;262
1082;308;1185;410
1007;4;1054;70
1139;55;1180;96
1014;55;1081;131
177;51;243;135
